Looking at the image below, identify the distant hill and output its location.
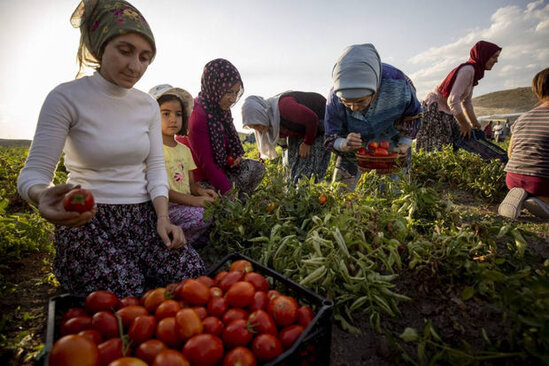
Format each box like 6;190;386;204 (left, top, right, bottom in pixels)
473;87;538;117
0;139;31;148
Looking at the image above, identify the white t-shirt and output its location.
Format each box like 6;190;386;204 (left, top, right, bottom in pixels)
18;72;168;204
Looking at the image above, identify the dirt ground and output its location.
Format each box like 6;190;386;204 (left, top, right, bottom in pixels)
0;200;547;366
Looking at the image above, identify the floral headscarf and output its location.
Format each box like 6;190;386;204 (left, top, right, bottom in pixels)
71;0;156;76
197;59;245;169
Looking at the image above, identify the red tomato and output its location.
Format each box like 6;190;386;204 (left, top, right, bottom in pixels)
243;272;269;292
222;319;254;348
179;279;210;305
62;307;88;323
78;329;103;345
225;281;255;308
49;334;99;366
318;194;328;205
252;334;283;362
109;357;147;366
222;308;249;326
248;291;269;312
155;317;181;348
279;324;305;350
191;306;207;320
266;290;280;301
60;315;92;336
196;275;215;288
97;337;124;366
85;290;118;314
140;289;154;306
357;147;369;155
135;339;168;365
91;311;120;340
248;310;277;336
379;140;390;150
155;300;181;320
63;188;94;213
219;271;244;292
118;296;140;309
129;315;157;345
268;295;298;327
115;305;149;329
143;288;167;313
207;296;228;318
214;271;228;286
183;334;224;366
210;286;223;298
223;346;257;366
373;147;389;156
367;141;379;152
226;155;236;167
297;305;315;328
202;316;224;336
152;349;190;366
174;308;203;341
230;259;254;273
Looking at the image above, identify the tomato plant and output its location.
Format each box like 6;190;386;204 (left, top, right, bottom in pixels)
63;188;94;213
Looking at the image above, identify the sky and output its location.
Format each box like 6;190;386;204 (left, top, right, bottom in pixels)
0;0;548;140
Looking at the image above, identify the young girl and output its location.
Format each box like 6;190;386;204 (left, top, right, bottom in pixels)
149;84;218;246
17;0;205;297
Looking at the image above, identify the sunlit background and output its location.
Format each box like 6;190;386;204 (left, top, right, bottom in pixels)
0;0;547;139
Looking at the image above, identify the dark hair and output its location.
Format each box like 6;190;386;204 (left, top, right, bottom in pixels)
532;68;549;101
157;94;189;135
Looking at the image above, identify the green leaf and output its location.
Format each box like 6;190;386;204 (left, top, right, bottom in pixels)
460;286;475;301
400;327;419;342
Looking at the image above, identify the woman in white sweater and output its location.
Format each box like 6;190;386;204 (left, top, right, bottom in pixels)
17;0;205;297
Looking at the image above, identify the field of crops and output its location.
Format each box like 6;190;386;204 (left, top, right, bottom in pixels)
0;144;548;365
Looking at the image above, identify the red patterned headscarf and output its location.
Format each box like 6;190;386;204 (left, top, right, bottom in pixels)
437;41;501;98
197;59;245;169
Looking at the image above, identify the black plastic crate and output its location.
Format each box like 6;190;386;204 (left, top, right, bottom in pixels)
455;129;508;163
41;252;333;366
207;253;334;366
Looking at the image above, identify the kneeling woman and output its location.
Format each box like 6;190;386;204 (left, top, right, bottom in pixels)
242;91;331;183
188;59;265;198
324;43;422;189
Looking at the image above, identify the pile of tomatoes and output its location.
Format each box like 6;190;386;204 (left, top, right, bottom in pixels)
49;259;316;366
356;140;396;157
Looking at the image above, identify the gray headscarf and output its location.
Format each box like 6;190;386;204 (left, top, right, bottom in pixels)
332;43;382;99
241;95;281;159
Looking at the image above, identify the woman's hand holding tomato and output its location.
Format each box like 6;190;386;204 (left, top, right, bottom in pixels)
35;184;96;227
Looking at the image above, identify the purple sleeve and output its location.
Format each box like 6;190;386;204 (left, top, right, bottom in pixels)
188;105;232;195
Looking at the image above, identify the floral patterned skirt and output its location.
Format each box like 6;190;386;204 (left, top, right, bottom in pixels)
284;135;332;184
168;204;211;248
415;102;460;152
226;158;266;198
53;201;205;297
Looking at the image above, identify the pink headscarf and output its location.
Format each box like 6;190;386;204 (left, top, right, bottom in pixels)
438;41;501;98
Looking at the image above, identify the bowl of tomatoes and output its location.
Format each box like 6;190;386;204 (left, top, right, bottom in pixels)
355;140;407;174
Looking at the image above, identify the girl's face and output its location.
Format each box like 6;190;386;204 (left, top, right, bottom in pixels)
160;100;183;137
219;81;243;110
100;33;154;89
485;50;501;71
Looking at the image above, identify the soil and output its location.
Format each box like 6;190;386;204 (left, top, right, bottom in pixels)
0;198;547;366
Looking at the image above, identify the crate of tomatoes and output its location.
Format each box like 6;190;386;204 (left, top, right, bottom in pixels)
42;253;333;366
356;140;407;175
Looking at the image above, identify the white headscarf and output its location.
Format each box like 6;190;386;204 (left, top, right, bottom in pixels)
332;43;382;99
241;95;281;159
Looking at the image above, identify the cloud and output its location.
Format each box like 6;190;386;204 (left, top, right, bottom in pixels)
409;0;549;100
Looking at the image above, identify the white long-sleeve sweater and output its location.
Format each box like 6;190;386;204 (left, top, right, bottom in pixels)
17;72;168;204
